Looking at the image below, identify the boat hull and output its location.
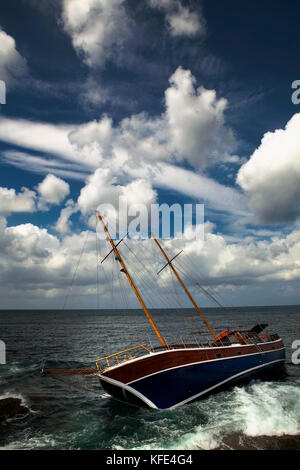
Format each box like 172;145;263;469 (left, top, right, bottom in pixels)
99;341;285;409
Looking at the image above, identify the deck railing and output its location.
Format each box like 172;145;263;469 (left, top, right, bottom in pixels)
95;344;151;372
94;333;280;372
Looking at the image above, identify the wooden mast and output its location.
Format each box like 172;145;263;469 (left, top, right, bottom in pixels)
96;211;167;348
151;233;217;340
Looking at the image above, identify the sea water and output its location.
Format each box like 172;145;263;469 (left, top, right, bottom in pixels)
0;306;299;450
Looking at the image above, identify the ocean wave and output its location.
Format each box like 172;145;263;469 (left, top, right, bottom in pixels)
1;361;41;377
116;380;300;450
0;434;57;450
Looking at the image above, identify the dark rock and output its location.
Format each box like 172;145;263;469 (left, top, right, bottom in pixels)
0;397;29;422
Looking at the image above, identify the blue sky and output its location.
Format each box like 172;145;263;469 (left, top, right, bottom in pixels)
0;0;300;309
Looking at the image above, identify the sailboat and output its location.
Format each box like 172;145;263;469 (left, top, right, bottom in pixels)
43;211;286;410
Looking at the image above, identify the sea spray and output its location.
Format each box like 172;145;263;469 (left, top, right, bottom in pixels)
234;381;300;437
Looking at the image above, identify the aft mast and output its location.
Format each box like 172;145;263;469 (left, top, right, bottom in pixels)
96;211;167;348
151;233;217;340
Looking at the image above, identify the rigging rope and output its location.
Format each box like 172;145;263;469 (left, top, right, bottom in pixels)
95;215;100;310
62;229;90;310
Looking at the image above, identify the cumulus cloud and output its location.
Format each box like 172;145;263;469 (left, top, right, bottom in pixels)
166;4;205;37
165;67;236;168
55;199;78;235
64;67;237;171
37;174;70;207
68;116;115;160
237;113;300;224
0;67;236;172
0;176;72;217
0;219;119;308
77;166;157;232
0;187;36;215
0;219;82;306
61;0;130;68
0;28;29;86
148;0;205;37
1;215;300;308
1;222;57;263
152;224;300;294
0;68;242;218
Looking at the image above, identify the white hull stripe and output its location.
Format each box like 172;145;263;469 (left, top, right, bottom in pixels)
170;358;285;409
127;346;285;386
98;374;158;409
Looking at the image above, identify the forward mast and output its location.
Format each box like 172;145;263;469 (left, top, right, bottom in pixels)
96;211;167;348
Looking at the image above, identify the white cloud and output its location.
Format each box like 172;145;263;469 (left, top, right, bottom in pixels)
67;67;237;171
165;67;236;168
68;116;115;160
37;174;70;206
77;167;157;222
0;220;109;308
1;222;58;262
117;112;169;164
152;224;300;293
0;116;76;159
61;0;130;68
0;116;118;172
0;28;28;86
0;216;300;308
237;113;300;224
122;178;157;207
55;199;78;235
0;220;74;305
0;116;101;179
148;0;205;37
149;0;173;7
152;163;247;216
77;167;117;215
0;68;242;219
166;4;205;37
0;187;36;215
2;150;89;181
0;67;236;172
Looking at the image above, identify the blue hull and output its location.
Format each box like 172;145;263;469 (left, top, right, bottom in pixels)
117;348;286;409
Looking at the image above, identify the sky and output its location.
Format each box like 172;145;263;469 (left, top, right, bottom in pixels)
0;0;300;309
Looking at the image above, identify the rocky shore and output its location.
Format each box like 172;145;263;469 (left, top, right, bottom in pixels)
0;397;29;423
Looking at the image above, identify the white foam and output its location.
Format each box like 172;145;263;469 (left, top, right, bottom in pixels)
0;434;57;450
118;380;300;450
234;381;300;437
2;380;299;450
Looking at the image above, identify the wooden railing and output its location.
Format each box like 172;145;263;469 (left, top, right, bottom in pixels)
95;344;151;372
